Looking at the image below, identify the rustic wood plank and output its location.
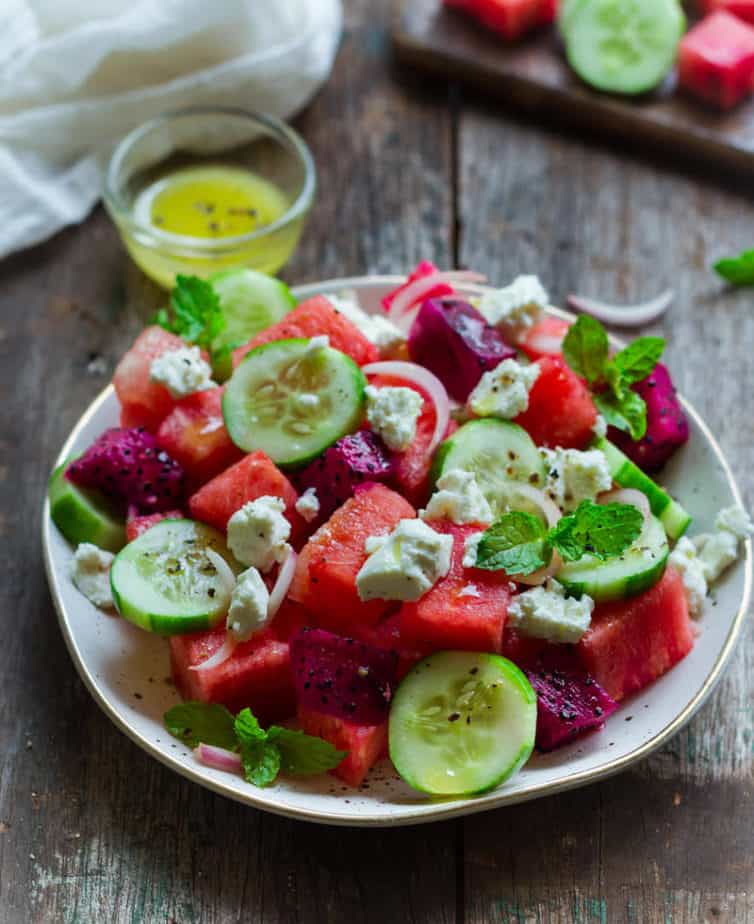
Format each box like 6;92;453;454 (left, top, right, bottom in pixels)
458;99;754;924
0;1;457;921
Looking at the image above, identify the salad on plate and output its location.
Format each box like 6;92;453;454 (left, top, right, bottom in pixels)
48;262;751;798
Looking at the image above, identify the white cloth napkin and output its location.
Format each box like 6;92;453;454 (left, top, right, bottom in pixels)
0;0;342;258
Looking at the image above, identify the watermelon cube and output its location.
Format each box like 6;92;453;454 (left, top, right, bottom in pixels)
170;626;295;724
514;355;597;449
577;566;694;702
520;316;571;362
297;705;388;787
288;483;416;633
156;387;243;489
699;0;754;25
353;612;430;680
399;522;511;653
678;12;754;109
444;0;557;41
113;326;189;432
232;296;379;369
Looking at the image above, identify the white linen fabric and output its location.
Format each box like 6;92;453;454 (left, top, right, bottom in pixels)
0;0;342;257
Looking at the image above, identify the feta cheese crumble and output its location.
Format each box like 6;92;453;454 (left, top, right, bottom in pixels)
71;543;114;609
365;385;423;452
468;358;540;419
227;495;291;572
477;275;548;341
328;290;406;356
421;468;493;526
356;519;453;602
669;536;708;618
149;346;214;399
227;566;270;641
508;579;594;643
305;335;330;356
541;447;613;513
295;487;320;523
715;504;753;541
462;531;484;568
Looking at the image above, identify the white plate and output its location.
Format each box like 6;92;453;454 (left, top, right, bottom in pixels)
42;276;752;827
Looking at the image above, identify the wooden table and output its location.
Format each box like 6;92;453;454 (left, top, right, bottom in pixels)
2;2;752;921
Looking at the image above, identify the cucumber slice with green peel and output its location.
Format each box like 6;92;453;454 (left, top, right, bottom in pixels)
210;268;295;350
431;419;545;516
594;437;691;540
389;651;537;796
110;519;238;635
48;461;126;552
564;0;685;95
223;338;367;467
556;514;669;602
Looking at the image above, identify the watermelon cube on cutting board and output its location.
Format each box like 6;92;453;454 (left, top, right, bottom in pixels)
297;706;388;788
515;355;596;449
678;12;754;110
577;566;694;702
400;521;511;653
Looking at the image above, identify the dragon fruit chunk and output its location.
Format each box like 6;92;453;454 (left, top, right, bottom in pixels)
67;428;186;515
292;431;394;523
408;298;516;402
609;363;690;473
290;627;399;726
524;649;618;752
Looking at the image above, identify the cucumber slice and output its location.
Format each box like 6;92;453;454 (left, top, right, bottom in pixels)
565;0;685;95
210;269;295;350
223;338;367;467
110;519;238;635
556;513;668;602
594;437;691;540
389;651;537;796
48;461;126;553
432;419;545;515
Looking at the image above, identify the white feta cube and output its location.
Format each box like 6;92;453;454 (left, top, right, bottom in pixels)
71;543;114;609
477;275;548;341
227;566;270;641
149;346;214;399
421;468;493;526
356;519;453;602
462;531;484;568
227;495;291;572
669;536;708;618
541;447;613;513
328;290;406;357
693;531;738;584
715;505;753;540
468;358;540;419
507;579;593;643
295;487;320;523
365;385;423;452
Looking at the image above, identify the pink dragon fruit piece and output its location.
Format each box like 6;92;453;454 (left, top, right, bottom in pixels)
524;649;618;752
66;427;185;515
292;431;394;524
609;363;690;472
290;627;399;726
408;298;517;402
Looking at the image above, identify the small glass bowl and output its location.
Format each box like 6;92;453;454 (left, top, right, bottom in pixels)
104;106;316;289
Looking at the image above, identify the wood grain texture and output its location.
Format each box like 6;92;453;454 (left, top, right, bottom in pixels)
394;0;754;178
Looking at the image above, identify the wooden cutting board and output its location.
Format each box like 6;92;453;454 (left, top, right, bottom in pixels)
393;0;754;175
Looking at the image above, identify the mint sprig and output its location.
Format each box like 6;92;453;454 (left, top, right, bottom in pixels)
164;702;346;787
714;249;754;286
474;500;644;575
562;316;664;441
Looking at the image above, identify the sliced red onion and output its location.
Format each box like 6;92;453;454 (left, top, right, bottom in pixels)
194;743;242;773
514;550;563;587
363;360;450;454
190;634;238;673
387;270;487;320
507;483;562;529
567;290;673;327
268;546;297;619
204;548;237;601
597;488;651;528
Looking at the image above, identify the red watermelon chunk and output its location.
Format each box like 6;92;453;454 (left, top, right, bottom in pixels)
501;625;553;667
444;0;557;40
288;483;416;632
156;386;243;489
353;611;430;680
232;296;379;368
678;12;754;110
399;521;511;653
520;316;570;362
170;626;295;724
297;705;388;788
188;450;304;543
577;566;694;702
113;326;188;432
700;0;754;23
125;508;183;543
515;355;596;449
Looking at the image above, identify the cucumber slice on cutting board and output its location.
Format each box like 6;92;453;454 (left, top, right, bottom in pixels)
48;461;126;553
432;419;545;516
223;338;367;467
564;0;685;95
110;519;238;635
389;651;537;796
594;437;691;540
556;513;669;602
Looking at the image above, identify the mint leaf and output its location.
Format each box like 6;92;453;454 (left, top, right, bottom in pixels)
154;274;227;364
268;727;347;775
240;739;281;787
714;249;754;286
234;708;266;746
613;337;665;386
475;511;549;575
562;315;609;384
550;500;643;562
593;389;647;441
164;702;236;750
